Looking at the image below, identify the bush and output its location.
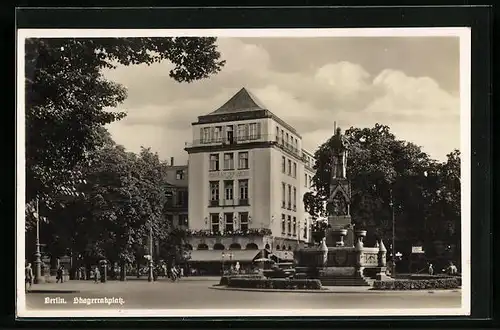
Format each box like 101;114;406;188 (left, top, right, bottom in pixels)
219;274;264;286
227;278;322;290
373;278;460;290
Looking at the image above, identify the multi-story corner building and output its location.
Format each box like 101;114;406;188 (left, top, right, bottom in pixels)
183;88;317;272
163;158;189;230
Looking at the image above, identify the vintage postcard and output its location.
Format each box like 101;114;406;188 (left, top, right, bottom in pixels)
17;27;471;318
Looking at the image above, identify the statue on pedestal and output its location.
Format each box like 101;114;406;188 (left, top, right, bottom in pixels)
331;127;349;179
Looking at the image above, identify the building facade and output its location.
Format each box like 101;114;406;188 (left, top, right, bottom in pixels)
163;158;189;230
184;88;316;256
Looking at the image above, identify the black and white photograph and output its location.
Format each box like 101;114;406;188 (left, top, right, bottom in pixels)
17;27;471;318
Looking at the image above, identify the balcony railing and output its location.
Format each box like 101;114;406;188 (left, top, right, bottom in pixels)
208;199;250;207
185;134;303;159
187;228;272;237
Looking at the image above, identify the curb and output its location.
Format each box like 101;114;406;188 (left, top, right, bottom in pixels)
210;286;461;294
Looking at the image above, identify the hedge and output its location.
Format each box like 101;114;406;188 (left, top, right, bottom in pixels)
219;274;264;286
227;278;322;290
373;278;460;290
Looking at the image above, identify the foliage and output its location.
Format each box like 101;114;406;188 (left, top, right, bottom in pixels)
227;278;323;290
25;37;225;214
303;123;461;251
372;277;460;290
309;219;330;243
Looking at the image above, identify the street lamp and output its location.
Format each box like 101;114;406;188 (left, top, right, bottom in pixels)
221;252;225;275
148;221;154;282
389;188;396;278
33;196;43;284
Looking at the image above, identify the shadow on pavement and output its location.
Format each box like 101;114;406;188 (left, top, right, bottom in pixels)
27;290;80;294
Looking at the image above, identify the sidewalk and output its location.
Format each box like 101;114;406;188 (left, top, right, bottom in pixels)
210;285;462;294
26;277;220;294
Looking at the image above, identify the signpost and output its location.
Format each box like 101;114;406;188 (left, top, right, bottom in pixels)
411;246;425;254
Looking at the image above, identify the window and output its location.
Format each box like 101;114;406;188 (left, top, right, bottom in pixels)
287;185;292;209
293;162;297;178
287;215;292;234
288;160;292;175
281;129;284;144
293;217;297;236
179;214;188;227
224;180;234;200
304;174;308;187
237;124;247;141
293;187;297;210
176;190;187;206
176;170;185;180
238;152;249;169
281;214;286;233
226;125;234;143
209;154;219;171
225;213;234;232
276;126;280;141
286;133;289;145
214;126;222;142
223;153;234;170
210;213;220;233
309;175;313;188
303;219;308;238
209;181;219;201
202;127;210;143
282;182;286;208
239;212;249;231
249;123;258;139
239;179;248;200
281;156;286;173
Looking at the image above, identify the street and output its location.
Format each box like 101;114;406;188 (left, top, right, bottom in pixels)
24;277;462;311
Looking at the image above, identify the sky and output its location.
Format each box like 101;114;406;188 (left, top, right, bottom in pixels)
103;36;461;165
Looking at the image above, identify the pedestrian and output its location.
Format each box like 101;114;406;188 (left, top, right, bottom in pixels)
94;266;101;284
25;263;34;291
56;266;64;283
428;263;434;276
448;262;458;275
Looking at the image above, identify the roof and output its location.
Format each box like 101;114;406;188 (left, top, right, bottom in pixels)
207;87;267;115
188;249;262;262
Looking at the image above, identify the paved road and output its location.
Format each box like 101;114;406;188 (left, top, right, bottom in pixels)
24;278;461;311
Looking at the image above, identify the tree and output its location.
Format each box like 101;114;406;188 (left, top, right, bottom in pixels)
303;123;452;248
25;37;225;212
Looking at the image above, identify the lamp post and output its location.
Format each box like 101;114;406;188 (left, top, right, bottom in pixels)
389;188;396;278
221;252;225;275
34;196;42;284
148;221;153;282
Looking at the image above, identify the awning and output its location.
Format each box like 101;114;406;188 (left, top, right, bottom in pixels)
270;251;294;262
188;250;262;262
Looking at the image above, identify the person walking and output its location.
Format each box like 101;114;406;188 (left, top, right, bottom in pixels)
25;263;34;291
56;266;64;283
94;266;101;284
428;263;434;276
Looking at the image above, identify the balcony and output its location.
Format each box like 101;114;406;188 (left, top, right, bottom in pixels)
187;228;272;238
185;135;303;158
238;199;249;206
210;199;250;207
185;134;270;148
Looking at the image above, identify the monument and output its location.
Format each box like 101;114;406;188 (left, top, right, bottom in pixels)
294;126;392;286
326;126;355;247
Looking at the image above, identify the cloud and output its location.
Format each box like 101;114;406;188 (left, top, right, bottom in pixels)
102;37;460;163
